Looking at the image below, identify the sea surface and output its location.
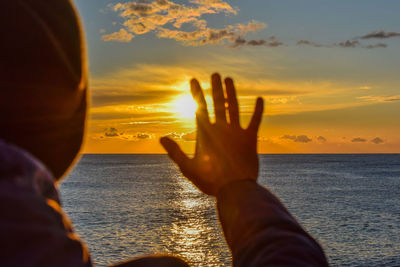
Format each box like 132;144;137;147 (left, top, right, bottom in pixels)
60;154;400;266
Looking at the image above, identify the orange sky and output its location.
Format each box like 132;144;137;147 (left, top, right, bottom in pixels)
83;61;400;153
75;0;400;153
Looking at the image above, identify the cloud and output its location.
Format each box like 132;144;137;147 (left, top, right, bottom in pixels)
360;30;400;39
371;137;384;144
135;133;151;140
92;63;195;93
88;58;390;129
296;40;325;48
297;36;388;49
337;40;387;49
338;40;360;48
156;20;266;46
351;137;366;143
103;0;266;46
357;95;400;103
103;5;398;50
236;79;320;98
102;28;134;42
181;131;196;141
91;89;181;107
281;135;312;143
364;43;388;49
317;136;327;143
105;127;120;137
163;131;197;141
165;132;181;140
232;36;284;48
90;111;172;121
102;129;153;141
295;135;312;143
281;135;296;141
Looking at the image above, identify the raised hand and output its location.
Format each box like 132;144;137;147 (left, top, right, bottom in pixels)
160;73;264;196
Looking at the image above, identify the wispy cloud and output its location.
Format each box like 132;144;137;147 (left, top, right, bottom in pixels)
281;135;296;141
360;30;400;39
297;39;388;49
296;40;326;48
181;131;196;141
231;36;284;48
357;95;400;103
89;60;390;122
371;137;384;144
101;127;154;141
338;40;360;48
351;137;366;143
338;40;387;49
103;3;399;51
296;29;400;49
91;89;181;107
295;135;312;143
104;127;121;137
165;132;182;140
91;110;172;121
102;28;134;42
350;137;386;144
364;43;388;49
135;133;152;140
103;0;266;46
281;134;312;143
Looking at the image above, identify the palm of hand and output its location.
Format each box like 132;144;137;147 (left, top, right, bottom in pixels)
161;73;264;196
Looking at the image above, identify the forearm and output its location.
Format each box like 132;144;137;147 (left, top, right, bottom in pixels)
217;180;329;266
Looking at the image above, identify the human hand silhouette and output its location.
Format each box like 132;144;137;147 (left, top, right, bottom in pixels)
161;73;264;196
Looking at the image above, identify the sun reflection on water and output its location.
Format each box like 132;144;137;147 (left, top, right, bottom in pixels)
160;174;229;266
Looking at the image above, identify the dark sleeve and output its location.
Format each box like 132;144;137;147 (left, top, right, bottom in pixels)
217;180;329;267
0;183;92;267
0;141;92;267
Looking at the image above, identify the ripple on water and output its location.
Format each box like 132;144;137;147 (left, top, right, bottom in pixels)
61;154;400;266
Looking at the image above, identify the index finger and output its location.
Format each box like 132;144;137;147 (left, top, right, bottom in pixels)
191;78;210;123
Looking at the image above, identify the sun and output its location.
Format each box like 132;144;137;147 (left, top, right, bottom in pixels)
172;94;198;119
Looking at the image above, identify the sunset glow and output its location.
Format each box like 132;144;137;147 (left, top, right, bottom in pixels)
172;95;198;119
76;0;400;154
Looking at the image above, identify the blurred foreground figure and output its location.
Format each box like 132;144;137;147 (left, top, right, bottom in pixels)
0;0;328;266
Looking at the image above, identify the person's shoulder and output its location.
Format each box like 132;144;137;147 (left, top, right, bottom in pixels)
0;140;59;202
0;140;92;266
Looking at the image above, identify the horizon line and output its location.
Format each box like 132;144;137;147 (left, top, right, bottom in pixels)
81;152;400;155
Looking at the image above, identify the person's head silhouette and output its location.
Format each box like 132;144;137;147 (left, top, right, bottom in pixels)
0;0;87;180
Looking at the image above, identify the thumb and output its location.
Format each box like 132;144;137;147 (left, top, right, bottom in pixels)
160;137;192;175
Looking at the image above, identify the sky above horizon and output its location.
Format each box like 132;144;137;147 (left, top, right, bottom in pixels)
74;0;400;153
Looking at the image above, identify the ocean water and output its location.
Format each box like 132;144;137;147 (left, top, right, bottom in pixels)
60;154;400;266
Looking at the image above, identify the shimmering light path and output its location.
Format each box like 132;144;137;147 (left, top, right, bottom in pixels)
61;154;400;266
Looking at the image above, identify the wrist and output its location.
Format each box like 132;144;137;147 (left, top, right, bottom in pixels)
216;179;258;199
